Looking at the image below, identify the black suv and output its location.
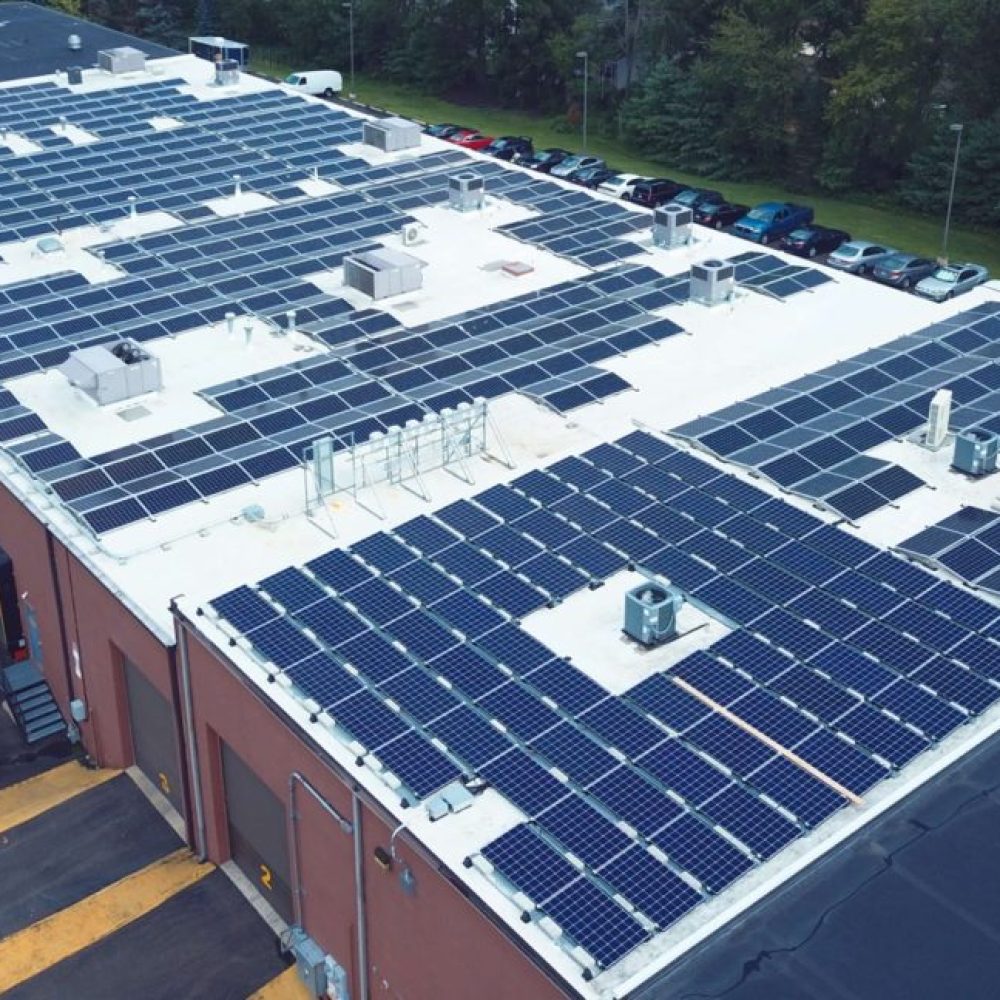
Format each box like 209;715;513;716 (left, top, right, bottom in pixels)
629;178;688;208
485;136;534;161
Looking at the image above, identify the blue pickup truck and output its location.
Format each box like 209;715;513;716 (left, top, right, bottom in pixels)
732;202;814;243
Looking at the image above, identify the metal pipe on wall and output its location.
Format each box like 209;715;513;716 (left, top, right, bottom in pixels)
176;620;208;861
353;791;370;1000
287;771;353;927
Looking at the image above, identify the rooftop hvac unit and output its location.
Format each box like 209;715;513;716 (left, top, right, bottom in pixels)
189;36;250;67
927;389;952;448
66;66;83;86
215;59;240;86
953;428;999;477
97;46;146;75
343;248;423;300
653;203;693;248
623;582;683;647
690;259;735;306
362;117;421;152
449;173;484;212
59;340;162;405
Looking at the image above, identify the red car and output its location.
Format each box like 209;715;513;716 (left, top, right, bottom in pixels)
445;129;495;151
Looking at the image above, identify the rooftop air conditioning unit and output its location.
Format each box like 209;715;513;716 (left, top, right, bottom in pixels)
926;389;952;449
343;248;423;300
98;46;146;75
59;340;162;405
953;427;999;477
653;203;693;248
215;59;240;86
690;259;735;306
66;66;84;86
623;582;683;647
362;117;421;152
449;173;484;212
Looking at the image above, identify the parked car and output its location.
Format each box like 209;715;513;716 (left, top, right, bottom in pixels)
629;178;688;208
825;240;898;275
693;200;749;229
484;136;533;161
283;70;343;98
779;225;851;258
445;129;494;151
870;253;937;289
670;187;724;212
550;154;605;179
732;202;814;243
423;122;467;138
915;262;991;301
569;165;617;188
518;147;570;172
597;173;647;199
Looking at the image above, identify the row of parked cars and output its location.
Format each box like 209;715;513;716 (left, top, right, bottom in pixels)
423;123;991;303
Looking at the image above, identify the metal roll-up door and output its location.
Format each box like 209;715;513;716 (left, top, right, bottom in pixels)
221;742;294;922
123;657;184;816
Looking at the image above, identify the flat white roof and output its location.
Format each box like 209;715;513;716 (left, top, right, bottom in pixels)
1;53;999;998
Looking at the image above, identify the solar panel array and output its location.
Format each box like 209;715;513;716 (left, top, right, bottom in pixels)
729;250;832;299
206;429;1000;971
2;263;685;533
898;506;1000;596
673;301;1000;520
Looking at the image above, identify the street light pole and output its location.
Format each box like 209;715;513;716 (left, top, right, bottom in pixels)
343;1;356;100
576;50;588;154
941;122;963;265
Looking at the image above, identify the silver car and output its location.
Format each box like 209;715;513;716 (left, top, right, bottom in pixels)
914;262;990;302
550;154;604;179
825;240;898;275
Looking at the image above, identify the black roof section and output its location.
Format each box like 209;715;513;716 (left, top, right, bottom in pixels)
0;3;177;82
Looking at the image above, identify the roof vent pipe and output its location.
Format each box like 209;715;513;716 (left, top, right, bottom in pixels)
127;194;137;220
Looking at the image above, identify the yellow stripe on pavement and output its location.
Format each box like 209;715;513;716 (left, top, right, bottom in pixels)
0;847;211;992
248;966;313;1000
0;761;120;833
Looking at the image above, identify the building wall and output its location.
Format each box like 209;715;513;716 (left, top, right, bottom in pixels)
181;621;570;1000
0;484;180;774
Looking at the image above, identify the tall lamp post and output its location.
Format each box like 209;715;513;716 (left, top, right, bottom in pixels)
343;1;356;100
576;50;588;154
941;122;963;265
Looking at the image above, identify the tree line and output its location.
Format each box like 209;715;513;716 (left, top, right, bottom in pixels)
67;0;1000;228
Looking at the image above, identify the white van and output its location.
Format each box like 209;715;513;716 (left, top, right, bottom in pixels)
283;70;343;98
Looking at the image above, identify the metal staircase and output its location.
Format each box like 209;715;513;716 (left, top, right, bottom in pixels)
1;660;66;745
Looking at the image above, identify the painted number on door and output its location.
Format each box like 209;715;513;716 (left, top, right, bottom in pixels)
158;771;171;795
260;864;273;891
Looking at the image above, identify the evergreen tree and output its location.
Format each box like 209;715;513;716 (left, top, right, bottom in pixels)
196;0;219;36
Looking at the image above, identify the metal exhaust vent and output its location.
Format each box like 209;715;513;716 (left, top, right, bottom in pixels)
60;340;162;405
448;173;484;212
690;258;735;306
653;203;693;248
623;583;683;647
343;248;423;300
362;117;421;152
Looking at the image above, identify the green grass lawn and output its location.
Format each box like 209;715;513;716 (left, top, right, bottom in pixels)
251;58;1000;275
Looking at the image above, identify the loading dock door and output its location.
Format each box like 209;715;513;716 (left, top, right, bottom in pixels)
123;657;184;817
221;742;294;923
